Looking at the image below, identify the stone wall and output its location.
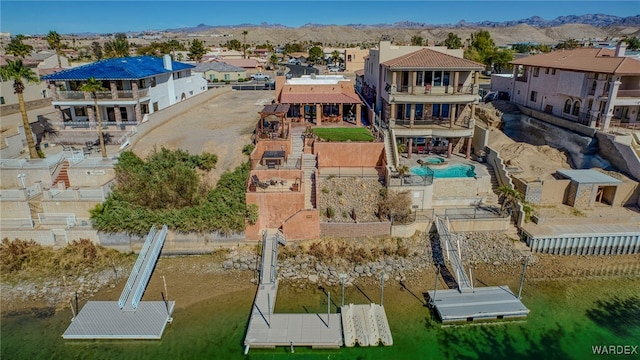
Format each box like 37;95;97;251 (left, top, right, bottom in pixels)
566;181;595;208
320;221;390;238
282;209;320;241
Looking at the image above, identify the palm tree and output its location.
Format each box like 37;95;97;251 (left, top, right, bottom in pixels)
79;78;108;158
241;30;248;59
46;30;63;68
0;60;40;158
6;36;33;58
496;185;523;215
103;33;130;58
331;50;342;65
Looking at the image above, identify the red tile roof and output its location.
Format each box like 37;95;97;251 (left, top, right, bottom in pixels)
510;48;640;75
280;92;361;104
382;48;484;70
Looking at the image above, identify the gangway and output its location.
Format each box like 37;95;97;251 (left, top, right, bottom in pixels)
435;216;472;292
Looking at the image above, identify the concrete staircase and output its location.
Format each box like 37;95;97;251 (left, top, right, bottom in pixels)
383;130;397;169
283;126;305;169
303;153;317;209
52;160;70;188
483;165;500;205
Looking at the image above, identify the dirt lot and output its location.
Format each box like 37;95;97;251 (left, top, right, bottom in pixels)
130;89;274;184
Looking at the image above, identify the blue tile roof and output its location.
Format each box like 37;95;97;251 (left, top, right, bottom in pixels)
42;56;194;81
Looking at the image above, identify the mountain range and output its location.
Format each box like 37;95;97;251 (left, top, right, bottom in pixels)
163;14;640;33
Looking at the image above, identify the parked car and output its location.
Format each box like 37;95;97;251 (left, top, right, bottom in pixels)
328;67;341;72
483;92;497;103
288;59;301;65
250;73;270;81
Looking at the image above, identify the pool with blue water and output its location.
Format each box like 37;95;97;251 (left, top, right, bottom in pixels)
410;164;476;178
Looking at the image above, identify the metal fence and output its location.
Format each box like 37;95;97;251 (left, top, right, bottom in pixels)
443;206;505;220
319;166;385;180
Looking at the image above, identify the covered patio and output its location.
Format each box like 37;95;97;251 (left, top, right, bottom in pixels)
257;104;291;140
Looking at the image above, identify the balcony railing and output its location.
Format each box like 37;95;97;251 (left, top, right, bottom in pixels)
617;89;640;98
393;116;471;128
392;84;476;95
58;89;149;100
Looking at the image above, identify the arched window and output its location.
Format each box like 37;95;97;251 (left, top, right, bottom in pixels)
564;99;572;114
572;101;581;116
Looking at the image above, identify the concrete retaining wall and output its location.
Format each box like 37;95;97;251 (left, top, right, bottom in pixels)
515;105;596;137
596;132;640;182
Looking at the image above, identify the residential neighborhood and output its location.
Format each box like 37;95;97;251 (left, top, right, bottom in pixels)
1;3;639;358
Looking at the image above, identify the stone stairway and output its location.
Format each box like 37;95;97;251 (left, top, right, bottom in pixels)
483;165;500;205
383;130;396;169
52;160;71;188
303;153;317;209
283;126;305;169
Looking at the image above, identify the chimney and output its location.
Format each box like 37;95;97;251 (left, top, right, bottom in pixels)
163;54;172;71
615;43;626;57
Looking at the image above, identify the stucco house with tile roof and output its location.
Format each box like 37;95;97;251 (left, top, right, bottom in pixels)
508;45;640;130
363;40;484;162
42;55;207;126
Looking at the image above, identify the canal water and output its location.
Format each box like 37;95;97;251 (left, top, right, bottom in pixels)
2;276;639;359
1;277;640;360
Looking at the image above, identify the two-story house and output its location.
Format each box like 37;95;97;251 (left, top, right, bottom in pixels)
42;55;207;128
363;41;484;161
509;44;640;130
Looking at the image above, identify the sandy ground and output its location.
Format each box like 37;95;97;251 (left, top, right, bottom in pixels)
130;90;274;183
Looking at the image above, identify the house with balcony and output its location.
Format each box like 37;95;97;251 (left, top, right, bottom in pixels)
362;40;484;160
41;55;207;128
508;44;640;130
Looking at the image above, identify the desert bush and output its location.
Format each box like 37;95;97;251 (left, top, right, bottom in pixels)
377;189;412;224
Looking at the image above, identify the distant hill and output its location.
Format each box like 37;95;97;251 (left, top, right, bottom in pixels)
161;13;640;33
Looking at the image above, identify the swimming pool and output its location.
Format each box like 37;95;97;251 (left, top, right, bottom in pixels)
410;164;476;178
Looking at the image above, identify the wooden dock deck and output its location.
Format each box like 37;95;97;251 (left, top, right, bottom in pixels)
426;286;529;323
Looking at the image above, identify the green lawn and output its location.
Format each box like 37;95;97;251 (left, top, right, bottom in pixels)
313;127;374;142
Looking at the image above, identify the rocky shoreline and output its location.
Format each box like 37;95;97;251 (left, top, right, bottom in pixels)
222;231;534;287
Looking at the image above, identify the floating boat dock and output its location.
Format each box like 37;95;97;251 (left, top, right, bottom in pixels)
341;303;393;347
426;286;529;323
430;217;529;323
245;230;393;353
63;225;174;339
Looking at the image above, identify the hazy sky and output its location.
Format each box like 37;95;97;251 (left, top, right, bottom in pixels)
1;1;638;35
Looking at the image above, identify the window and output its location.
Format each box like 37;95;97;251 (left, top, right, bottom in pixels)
587;99;593;112
153;102;159;112
551;69;556;75
189;90;193;95
120;107;128;120
564;99;572;114
74;106;87;117
545;68;550;74
443;71;450;86
530;91;538;102
224;74;230;80
533;67;540;77
572;101;580;116
591;80;597;93
151;77;157;87
0;96;4;105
